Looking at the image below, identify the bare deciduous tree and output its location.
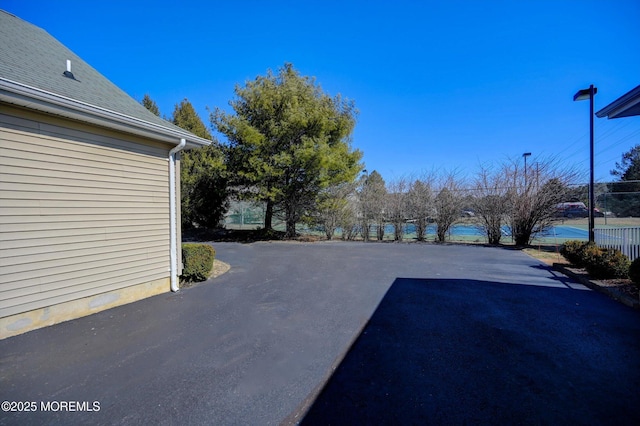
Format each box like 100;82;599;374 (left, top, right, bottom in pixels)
407;176;434;242
338;194;360;240
359;171;386;241
505;157;577;246
433;173;464;242
357;173;372;241
472;164;510;244
386;177;409;241
312;182;356;240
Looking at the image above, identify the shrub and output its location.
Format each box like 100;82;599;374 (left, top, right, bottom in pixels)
561;240;631;280
560;240;587;265
584;247;630;280
181;243;216;283
629;258;640;285
578;242;601;269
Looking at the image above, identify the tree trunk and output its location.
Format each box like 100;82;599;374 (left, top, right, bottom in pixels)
284;202;296;238
416;218;426;242
488;230;501;245
487;218;502;245
285;220;296;238
511;221;532;246
264;200;273;230
514;233;531;246
362;221;370;242
393;222;403;241
437;223;447;242
376;222;385;241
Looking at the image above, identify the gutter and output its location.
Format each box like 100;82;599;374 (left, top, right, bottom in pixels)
169;139;186;292
0;77;211;148
595;84;640;119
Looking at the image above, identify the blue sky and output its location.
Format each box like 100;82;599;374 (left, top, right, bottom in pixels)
3;0;639;183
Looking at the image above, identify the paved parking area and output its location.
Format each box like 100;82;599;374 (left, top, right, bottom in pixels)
1;242;638;425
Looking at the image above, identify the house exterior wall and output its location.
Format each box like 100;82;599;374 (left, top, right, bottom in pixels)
0;105;175;338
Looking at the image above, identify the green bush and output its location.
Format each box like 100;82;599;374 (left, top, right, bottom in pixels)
561;240;631;280
578;242;602;269
181;243;216;283
629;258;640;285
584;247;630;280
560;240;587;265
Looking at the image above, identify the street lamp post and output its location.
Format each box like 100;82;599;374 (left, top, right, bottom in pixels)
362;169;368;242
573;84;597;243
522;152;531;189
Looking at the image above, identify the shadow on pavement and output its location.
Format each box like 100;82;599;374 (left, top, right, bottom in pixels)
301;278;640;425
183;228;286;243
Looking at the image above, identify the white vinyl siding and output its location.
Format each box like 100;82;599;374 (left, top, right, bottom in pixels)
0;108;172;318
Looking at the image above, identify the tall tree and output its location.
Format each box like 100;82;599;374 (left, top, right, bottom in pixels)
472;164;510;245
141;94;160;117
172;99;228;228
213;63;362;237
433;174;464;242
386;177;409;241
609;144;640;217
504;157;576;246
338;194;360;240
611;144;640;182
358;170;386;241
509;177;567;246
407;177;434;242
311;182;356;240
173;99;212;140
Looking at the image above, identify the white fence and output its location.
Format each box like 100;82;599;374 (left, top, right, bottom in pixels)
595;227;640;262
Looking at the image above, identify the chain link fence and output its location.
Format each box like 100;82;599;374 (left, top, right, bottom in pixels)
222;182;639;243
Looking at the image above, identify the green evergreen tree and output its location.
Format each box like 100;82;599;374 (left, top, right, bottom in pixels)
611;144;640;182
213;63;362;238
609;144;640;217
172;99;228;228
172;99;212;139
141;93;160;116
358;171;386;241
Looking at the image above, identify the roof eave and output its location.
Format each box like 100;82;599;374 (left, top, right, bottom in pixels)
595;85;640;119
0;77;211;148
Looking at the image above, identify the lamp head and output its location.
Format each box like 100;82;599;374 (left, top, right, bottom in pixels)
573;86;597;102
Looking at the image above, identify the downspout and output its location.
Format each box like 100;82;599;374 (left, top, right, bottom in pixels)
169;138;186;292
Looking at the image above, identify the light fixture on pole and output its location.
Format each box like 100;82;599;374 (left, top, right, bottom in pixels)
573;84;597;243
522;152;531;188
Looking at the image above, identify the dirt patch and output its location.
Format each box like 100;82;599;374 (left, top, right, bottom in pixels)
211;260;231;278
523;247;567;266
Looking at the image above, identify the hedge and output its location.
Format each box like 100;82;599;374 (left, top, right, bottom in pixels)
559;240;585;266
560;240;630;280
181;243;216;284
584;247;630;279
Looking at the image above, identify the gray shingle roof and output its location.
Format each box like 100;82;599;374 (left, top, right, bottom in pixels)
0;10;209;145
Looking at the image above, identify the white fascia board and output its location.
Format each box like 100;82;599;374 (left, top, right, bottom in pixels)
605;96;640;119
0;78;211;148
596;85;640;119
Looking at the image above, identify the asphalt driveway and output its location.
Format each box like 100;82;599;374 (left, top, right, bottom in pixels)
1;242;639;425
